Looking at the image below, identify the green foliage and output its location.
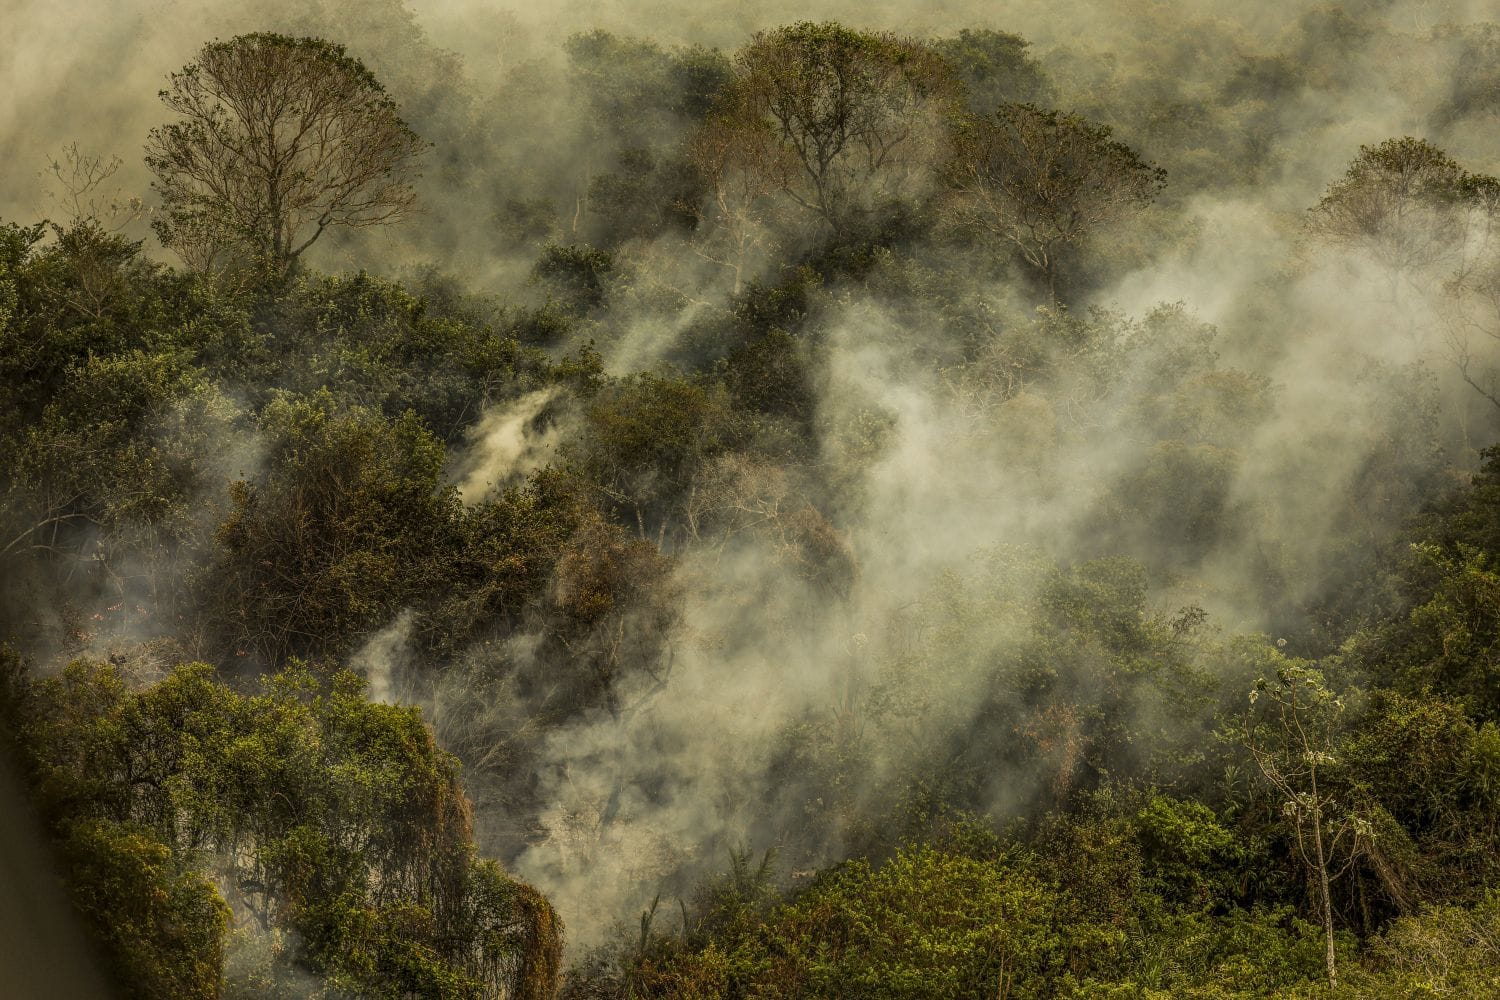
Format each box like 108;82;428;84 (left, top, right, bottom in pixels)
1352;541;1500;719
249;269;542;439
15;350;237;534
423;469;587;654
60;817;229;1000
11;15;1500;1000
868;549;1215;816
763;847;1058;998
595;828;1347;1000
932;28;1053;114
202;392;457;665
1134;795;1244;907
1357;892;1500;995
0;220;249;434
565;31;727;147
1107;441;1241;566
576;368;736;531
533;243;616;315
7;656;560;1000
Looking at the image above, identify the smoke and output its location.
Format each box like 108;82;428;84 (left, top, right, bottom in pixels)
512;283;1444;948
452;388;565;501
9;0;1500;963
489;4;1500;945
349;609;416;704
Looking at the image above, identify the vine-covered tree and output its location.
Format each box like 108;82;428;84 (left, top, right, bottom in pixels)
145;33;426;275
2;654;563;1000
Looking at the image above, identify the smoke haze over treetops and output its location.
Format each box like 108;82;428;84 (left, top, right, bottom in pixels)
7;0;1500;988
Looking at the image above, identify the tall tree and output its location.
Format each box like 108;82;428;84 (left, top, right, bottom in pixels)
712;22;958;236
944;103;1166;300
1306;137;1468;278
145;33;426;275
1438;173;1500;407
1242;657;1368;990
1309;140;1500;404
686;115;786;293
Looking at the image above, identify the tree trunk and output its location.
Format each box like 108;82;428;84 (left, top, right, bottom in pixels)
1310;791;1338;988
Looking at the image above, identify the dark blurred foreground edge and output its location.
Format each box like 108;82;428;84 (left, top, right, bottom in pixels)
0;751;113;999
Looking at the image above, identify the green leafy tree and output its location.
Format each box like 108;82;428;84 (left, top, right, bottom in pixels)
576;369;735;537
61;818;229;1000
202;393;456;665
767;847;1057;999
7;656;562;1000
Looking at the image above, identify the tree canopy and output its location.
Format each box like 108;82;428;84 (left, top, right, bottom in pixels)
945;103;1166;300
145;33;426;276
710;22;959;235
8;10;1500;1000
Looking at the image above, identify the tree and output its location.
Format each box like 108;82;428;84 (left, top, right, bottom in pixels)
202;393;457;666
5;350;237;620
576;369;734;537
1364;893;1500;995
1305;137;1468;278
1437;173;1500;407
1241;656;1367;989
61;818;229;1000
944;103;1166;300
931;28;1053;115
561;31;729;244
561;31;729;243
40;143;148;233
686;115;786;294
7;656;562;1000
713;22;958;236
1302;139;1500;408
145;33;426;275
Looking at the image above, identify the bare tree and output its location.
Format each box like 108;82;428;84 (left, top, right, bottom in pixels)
145;33;426;275
944;103;1165;301
40;143;148;232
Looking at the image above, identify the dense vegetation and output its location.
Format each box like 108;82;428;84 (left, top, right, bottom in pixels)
5;2;1500;997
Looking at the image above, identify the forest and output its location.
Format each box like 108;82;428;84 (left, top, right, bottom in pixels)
4;0;1500;996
